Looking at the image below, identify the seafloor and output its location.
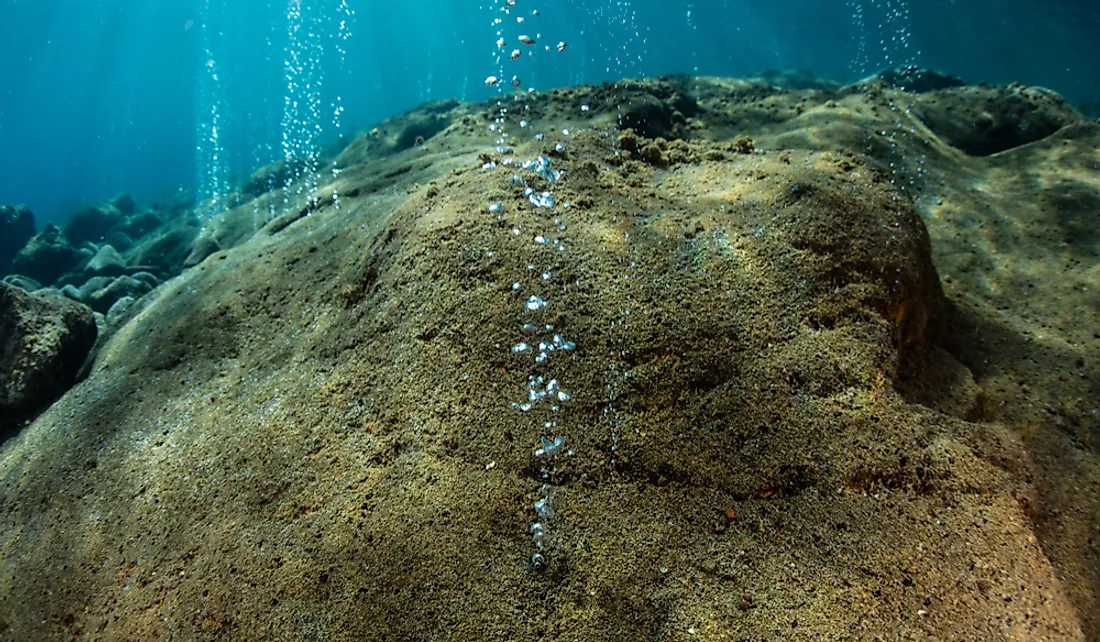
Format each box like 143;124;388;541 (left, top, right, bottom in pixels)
0;72;1098;641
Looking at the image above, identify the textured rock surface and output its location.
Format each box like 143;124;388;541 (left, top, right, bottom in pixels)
0;283;96;431
0;76;1096;641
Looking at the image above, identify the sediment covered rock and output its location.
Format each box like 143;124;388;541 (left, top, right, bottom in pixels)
0;75;1096;641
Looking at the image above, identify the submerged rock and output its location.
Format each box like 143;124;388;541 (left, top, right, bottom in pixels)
126;217;200;277
1;274;42;292
118;210;164;240
0;204;35;272
242;158;311;197
105;295;136;328
83;275;153;314
183;235;222;268
9;223;81;285
873;65;967;93
0;74;1096;641
912;83;1081;155
0;282;96;431
83;244;128;277
64;201;124;246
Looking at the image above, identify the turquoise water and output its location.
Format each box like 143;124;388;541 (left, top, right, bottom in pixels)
0;0;1097;224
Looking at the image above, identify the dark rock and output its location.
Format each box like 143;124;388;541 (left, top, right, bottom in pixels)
0;205;36;272
84;245;128;277
875;66;966;93
0;283;97;429
913;84;1082;155
2;275;41;292
10;224;82;285
64;202;124;246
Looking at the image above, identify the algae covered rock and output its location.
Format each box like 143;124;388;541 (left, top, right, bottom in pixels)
0;282;96;430
0;75;1096;642
0;118;1079;641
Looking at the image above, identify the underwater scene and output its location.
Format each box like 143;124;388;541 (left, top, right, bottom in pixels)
0;0;1098;639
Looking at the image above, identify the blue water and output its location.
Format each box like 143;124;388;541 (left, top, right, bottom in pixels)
0;0;1097;226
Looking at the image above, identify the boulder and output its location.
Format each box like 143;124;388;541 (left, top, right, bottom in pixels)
874;65;966;93
183;236;221;268
59;283;82;302
85;275;152;314
77;276;114;301
913;84;1082;155
64;202;124;246
0;204;36;272
125;220;201;278
0;282;97;429
131;271;161;290
105;295;136;328
84;244;128;277
109;192;136;219
105;230;134;252
9;223;81;285
119;211;164;240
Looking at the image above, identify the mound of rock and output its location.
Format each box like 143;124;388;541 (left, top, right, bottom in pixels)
0;73;1097;641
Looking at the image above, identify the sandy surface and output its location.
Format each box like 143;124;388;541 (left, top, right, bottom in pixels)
0;75;1097;641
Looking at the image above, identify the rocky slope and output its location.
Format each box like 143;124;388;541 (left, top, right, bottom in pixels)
0;72;1097;641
